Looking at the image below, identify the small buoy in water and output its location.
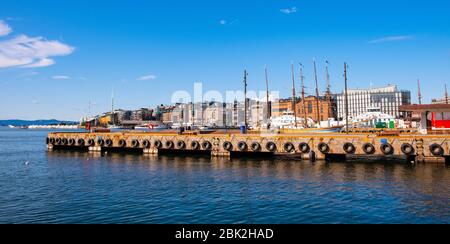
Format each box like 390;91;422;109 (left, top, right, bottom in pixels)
24;161;29;165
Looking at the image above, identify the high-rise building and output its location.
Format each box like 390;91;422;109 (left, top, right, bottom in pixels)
336;85;411;119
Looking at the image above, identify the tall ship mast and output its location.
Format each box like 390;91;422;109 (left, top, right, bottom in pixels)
418;79;422;105
325;61;333;119
265;66;271;122
313;59;321;127
291;63;297;127
445;83;449;104
111;91;115;126
299;63;308;127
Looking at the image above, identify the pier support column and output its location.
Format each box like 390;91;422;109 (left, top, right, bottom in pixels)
211;150;231;158
143;148;158;155
89;146;102;152
211;138;231;158
415;154;425;164
415;139;425;163
310;150;326;161
423;156;446;164
301;152;312;162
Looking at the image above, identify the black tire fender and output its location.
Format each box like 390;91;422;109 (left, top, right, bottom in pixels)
223;141;233;151
343;142;356;154
299;142;310;154
363;143;376;155
266;142;277;152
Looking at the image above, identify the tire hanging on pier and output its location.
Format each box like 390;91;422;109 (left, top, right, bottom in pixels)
154;140;163;149
429;144;444;157
87;139;95;147
284;142;295;153
380;143;394;155
61;138;68;145
299;142;310;154
68;138;75;146
165;140;174;149
223;141;233;151
343;142;356;154
142;140;151;148
238;141;248;151
266;142;277;152
191;141;200;150
251;142;261;152
49;138;55;144
105;139;113;147
55;138;62;145
401;143;415;155
97;139;105;147
176;140;186;149
202;141;212;151
363;143;376;155
77;138;85;146
318;142;330;154
118;139;127;148
131;139;140;148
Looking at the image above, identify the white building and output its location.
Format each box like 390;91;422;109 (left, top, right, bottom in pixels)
203;102;223;126
336;85;411;119
171;100;271;128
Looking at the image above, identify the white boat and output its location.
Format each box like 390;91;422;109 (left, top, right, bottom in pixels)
171;123;181;129
135;123;168;131
351;107;395;127
269;111;315;129
108;125;128;131
154;124;169;130
28;125;79;130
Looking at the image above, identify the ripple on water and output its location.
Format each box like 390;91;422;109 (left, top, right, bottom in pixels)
0;128;449;223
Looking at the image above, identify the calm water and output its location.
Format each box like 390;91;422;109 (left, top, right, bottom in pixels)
0;127;449;224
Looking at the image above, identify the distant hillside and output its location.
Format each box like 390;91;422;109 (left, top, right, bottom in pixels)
0;119;78;126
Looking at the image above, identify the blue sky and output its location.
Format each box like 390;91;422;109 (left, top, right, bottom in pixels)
0;0;449;120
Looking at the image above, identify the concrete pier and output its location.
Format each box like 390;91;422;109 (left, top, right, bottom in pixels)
46;131;450;163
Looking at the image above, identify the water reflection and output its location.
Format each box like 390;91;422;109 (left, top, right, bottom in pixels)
42;150;450;223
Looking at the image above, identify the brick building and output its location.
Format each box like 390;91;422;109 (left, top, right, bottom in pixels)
272;96;336;122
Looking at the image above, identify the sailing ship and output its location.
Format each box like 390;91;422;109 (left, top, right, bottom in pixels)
269;111;314;129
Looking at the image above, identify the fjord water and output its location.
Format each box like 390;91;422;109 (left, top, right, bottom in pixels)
0;127;449;224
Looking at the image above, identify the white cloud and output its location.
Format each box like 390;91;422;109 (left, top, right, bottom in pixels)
0;22;74;69
23;58;55;68
137;75;157;81
369;35;414;44
52;75;70;80
219;20;227;25
280;7;298;14
0;20;12;36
